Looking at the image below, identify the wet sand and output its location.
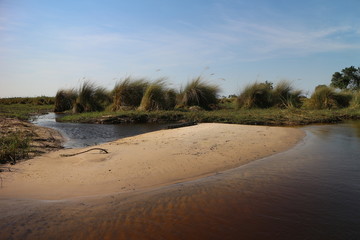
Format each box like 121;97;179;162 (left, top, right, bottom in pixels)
0;123;304;200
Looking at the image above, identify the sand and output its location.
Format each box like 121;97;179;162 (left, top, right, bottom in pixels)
0;123;304;200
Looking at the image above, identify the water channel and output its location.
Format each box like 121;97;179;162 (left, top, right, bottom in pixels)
32;113;168;148
30;116;360;239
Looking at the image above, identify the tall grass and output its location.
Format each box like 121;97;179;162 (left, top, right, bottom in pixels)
138;80;176;111
178;77;220;110
236;82;272;109
0;132;31;164
272;80;303;108
350;91;360;109
309;85;352;109
54;89;78;112
237;81;302;109
111;77;149;111
73;81;111;113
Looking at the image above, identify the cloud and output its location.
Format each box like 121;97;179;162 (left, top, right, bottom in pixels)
213;19;360;59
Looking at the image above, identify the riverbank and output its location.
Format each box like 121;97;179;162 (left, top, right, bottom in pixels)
0;123;304;200
0;117;64;163
58;108;360;126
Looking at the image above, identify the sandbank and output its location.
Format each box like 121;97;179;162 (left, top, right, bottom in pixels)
0;123;304;200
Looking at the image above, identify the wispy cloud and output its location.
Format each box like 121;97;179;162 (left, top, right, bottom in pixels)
211;19;360;59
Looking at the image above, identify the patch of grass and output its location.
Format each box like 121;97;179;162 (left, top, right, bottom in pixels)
308;85;352;109
0;96;55;105
73;80;111;113
54;89;78;112
56;108;360;126
237;82;272;109
111;77;149;111
139;80;167;111
350;90;360;109
272;80;303;108
0;104;54;120
178;76;220;110
0;132;31;164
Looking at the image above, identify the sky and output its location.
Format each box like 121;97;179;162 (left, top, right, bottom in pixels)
1;0;360;98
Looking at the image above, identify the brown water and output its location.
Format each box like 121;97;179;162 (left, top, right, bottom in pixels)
1;121;359;240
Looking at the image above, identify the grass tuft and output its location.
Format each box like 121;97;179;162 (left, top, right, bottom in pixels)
236;82;272;109
54;89;78;112
178;76;220;110
111;77;149;111
73;80;111;113
0;132;31;164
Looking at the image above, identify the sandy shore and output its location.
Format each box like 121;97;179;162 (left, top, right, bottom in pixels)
0;123;304;200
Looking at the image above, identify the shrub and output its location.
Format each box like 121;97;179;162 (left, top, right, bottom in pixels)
237;82;272;109
178;77;220;110
54;89;78;112
111;77;149;111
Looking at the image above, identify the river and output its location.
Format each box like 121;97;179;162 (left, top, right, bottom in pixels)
3;118;360;239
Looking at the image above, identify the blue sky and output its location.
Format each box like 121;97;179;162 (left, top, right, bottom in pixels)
1;0;360;97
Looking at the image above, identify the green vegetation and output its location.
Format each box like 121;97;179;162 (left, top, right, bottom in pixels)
73;81;111;113
307;85;352;109
177;77;220;110
0;98;54;120
0;132;31;164
236;80;302;109
111;77;149;111
58;108;360;126
54;89;77;112
138;80;175;111
331;66;360;90
0;96;54;106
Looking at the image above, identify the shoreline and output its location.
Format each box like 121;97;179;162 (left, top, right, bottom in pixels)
0;123;305;200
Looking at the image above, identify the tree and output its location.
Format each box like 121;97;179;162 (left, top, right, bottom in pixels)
330;66;360;90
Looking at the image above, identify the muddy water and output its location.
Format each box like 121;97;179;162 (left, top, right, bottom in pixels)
1;121;359;239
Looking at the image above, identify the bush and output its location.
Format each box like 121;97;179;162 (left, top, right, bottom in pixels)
178;77;220;110
111;77;149;111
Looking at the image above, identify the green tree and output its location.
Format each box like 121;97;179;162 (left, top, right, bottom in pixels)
331;66;360;90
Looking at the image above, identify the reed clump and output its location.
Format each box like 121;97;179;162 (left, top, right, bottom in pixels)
138;79;176;111
111;77;149;111
236;82;273;109
308;85;352;109
349;90;360;109
272;80;303;108
177;77;220;110
237;81;302;109
54;89;78;112
73;81;111;113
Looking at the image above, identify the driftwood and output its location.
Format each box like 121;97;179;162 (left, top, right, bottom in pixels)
60;148;108;157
